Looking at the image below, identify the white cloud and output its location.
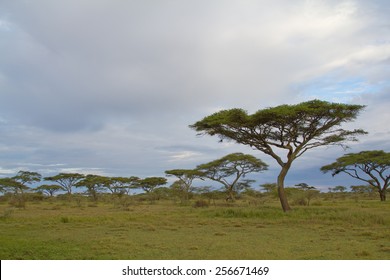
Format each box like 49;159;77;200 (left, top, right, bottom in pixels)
168;151;202;162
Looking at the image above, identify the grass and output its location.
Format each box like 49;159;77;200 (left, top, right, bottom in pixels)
0;198;389;259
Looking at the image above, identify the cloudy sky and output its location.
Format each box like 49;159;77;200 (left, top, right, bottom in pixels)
0;0;389;191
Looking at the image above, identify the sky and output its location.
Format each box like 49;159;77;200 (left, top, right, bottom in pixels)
0;0;389;192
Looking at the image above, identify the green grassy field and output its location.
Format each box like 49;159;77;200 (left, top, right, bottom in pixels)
0;197;389;260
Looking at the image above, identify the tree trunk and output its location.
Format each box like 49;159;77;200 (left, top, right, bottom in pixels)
226;189;235;202
379;190;386;201
277;164;292;212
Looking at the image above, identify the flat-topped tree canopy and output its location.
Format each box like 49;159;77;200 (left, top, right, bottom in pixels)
44;173;85;195
138;177;167;193
191;100;366;164
190;99;367;211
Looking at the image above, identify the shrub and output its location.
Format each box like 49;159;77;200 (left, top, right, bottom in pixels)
292;197;308;206
60;216;70;223
193;200;209;208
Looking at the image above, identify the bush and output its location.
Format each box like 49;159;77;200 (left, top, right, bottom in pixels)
292;197;308;206
8;196;26;208
193;200;209;208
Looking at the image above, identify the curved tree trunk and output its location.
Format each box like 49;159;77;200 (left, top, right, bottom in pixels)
277;164;292;212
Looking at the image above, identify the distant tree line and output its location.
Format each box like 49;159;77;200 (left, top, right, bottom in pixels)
0;153;268;204
0;153;388;208
0;153;387;209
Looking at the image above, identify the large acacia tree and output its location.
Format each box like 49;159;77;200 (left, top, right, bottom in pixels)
321;150;390;201
190;99;366;211
196;153;268;201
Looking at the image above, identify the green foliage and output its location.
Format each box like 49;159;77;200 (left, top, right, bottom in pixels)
190;100;366;157
333;185;347;193
165;169;204;178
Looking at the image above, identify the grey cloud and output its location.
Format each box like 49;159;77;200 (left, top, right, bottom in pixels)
0;0;389;182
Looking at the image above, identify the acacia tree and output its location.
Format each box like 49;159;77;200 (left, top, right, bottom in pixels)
261;182;277;193
321;150;390;201
196;153;268;201
190;99;366;211
0;177;27;194
138;177;167;193
0;171;42;195
75;174;110;201
0;171;41;208
13;171;42;192
295;183;319;206
106;176;140;195
350;185;375;194
165;169;203;202
44;173;85;195
333;185;347;193
35;184;63;197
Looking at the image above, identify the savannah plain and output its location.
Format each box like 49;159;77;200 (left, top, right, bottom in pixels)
0;192;389;260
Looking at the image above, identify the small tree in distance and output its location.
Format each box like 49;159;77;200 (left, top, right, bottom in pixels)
261;183;277;194
75;175;110;201
138;177;167;193
13;171;42;194
350;184;375;194
165;169;203;202
321;150;390;201
295;183;319;206
0;170;42;194
35;184;63;197
196;153;268;201
106;176;140;195
0;171;41;208
44;173;85;195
